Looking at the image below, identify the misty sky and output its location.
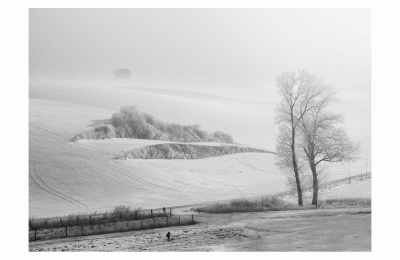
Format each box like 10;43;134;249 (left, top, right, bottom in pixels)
29;8;370;87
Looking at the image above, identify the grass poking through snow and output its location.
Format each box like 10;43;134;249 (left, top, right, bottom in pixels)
193;196;371;213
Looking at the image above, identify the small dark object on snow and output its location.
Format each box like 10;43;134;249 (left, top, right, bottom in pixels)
166;231;171;241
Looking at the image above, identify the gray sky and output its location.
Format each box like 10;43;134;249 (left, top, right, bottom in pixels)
29;8;370;87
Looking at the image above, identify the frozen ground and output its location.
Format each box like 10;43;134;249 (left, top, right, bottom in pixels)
29;207;371;252
29;176;371;252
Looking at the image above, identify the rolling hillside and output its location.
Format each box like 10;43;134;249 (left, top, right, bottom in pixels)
29;78;370;218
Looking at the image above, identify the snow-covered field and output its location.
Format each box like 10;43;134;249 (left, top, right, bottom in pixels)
29;78;370;218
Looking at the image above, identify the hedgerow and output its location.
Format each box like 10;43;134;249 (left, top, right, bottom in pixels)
122;143;269;160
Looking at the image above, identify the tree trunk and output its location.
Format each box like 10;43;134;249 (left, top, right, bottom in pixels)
291;131;303;206
309;160;318;206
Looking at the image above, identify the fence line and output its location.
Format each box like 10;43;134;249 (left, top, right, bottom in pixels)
184;172;372;207
29;172;371;241
271;172;371;198
29;214;195;242
29;207;171;231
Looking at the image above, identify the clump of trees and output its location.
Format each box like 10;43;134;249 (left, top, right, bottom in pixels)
122;143;269;160
275;70;359;206
113;68;132;78
73;106;234;144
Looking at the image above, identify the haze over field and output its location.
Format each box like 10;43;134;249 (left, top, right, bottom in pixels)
29;9;370;218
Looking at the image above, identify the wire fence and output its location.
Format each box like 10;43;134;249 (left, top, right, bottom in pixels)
185;172;372;208
29;213;195;242
29;207;175;231
29;172;371;241
271;172;371;198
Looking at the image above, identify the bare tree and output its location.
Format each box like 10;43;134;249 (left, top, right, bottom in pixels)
275;71;307;206
275;70;337;206
299;111;359;206
287;71;360;206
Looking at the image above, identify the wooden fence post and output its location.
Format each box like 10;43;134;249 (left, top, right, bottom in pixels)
81;226;84;236
135;210;138;219
170;208;172;217
65;226;68;238
29;220;32;230
151;209;153;217
34;229;37;241
60;219;63;227
77;216;79;226
192;215;194;222
89;216;92;227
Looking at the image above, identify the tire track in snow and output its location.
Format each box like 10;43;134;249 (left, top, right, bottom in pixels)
29;163;82;209
31;161;88;209
237;155;277;175
56;152;180;193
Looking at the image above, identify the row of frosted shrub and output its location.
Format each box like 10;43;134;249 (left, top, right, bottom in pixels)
73;106;234;144
122;143;269;160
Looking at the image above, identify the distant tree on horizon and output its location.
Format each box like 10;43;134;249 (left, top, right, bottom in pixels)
113;68;132;78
